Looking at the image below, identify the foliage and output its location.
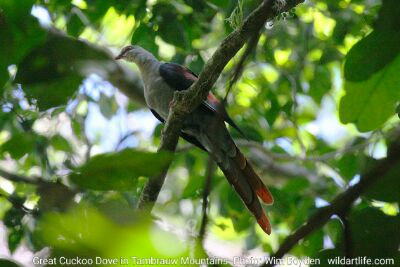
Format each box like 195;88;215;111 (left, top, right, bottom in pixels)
340;0;400;131
0;0;399;265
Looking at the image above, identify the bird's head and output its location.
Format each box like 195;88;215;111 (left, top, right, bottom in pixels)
115;45;153;63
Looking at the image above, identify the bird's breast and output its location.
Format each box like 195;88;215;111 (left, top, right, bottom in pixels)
144;77;175;120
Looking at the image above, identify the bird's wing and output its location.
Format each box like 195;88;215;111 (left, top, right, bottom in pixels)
150;108;207;151
159;63;245;137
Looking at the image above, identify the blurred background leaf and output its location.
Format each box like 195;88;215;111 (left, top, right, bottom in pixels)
70;149;172;191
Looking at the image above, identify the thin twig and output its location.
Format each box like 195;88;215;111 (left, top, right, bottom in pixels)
339;208;354;259
236;134;379;163
115;130;138;150
198;157;216;242
223;29;262;104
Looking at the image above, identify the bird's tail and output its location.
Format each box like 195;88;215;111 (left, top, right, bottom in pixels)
218;148;273;235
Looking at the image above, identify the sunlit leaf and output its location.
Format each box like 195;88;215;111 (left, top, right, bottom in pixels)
70;149;172;191
344;0;400;81
339;55;400;132
36;205;188;259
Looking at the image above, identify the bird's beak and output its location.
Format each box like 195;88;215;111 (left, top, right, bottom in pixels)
114;53;124;60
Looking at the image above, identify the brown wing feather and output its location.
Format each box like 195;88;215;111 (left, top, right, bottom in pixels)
159;63;245;137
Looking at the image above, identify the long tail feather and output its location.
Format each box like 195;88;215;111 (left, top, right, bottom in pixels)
234;150;274;204
218;150;273;235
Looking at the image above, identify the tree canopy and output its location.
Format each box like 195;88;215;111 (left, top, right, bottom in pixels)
0;0;399;266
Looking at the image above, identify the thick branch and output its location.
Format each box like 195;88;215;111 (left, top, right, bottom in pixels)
138;0;305;210
0;168;44;185
262;141;400;267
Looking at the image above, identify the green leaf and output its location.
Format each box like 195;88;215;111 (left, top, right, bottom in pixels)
207;0;231;9
344;31;400;82
312;248;344;267
24;76;81;110
181;175;204;199
3;206;25;228
8;227;23;253
374;0;400;32
0;0;47;88
98;93;118;119
339;54;400;132
1;132;36;159
344;0;400;82
0;259;22;267
131;24;158;56
37;183;75;211
309;66;331;104
364;161;400;203
232;212;252;232
153;3;189;49
292;230;323;257
16;34;110;110
70;149;172;191
335;153;359;181
264;91;280;126
397;103;400;118
67;13;85;37
36;205;188;259
231;123;263;142
346;208;400;258
50;134;73;153
97;199;138;225
325;218;343;245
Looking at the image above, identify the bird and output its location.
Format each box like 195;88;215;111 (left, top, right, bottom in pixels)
115;45;274;235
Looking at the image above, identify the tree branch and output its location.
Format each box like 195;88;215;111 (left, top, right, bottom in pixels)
47;30;146;106
224;27;262;103
137;0;305;210
262;140;400;267
0;168;44;185
245;145;320;182
338;208;354;259
0;193;39;216
198;157;216;242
